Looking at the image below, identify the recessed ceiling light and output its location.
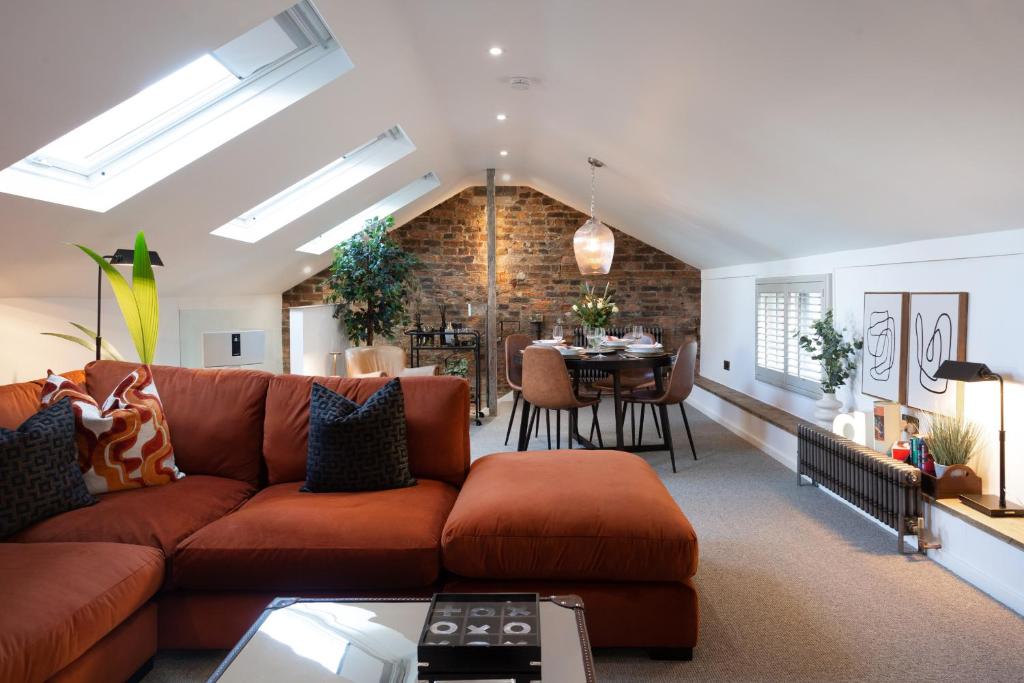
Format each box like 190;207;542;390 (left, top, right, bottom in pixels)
303;265;312;275
501;173;512;182
496;113;507;121
499;150;509;157
489;46;503;56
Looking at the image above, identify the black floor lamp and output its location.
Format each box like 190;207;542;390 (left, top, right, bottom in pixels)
935;360;1022;517
95;248;164;361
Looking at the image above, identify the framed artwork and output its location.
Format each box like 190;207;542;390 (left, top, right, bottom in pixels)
861;292;909;403
906;292;968;414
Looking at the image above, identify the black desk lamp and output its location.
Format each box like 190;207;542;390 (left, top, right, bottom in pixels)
95;249;164;361
934;360;1021;517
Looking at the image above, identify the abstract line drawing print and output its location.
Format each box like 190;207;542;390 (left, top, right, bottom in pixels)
866;309;896;381
914;311;953;395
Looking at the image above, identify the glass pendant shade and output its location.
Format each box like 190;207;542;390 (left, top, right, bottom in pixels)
574;217;615;275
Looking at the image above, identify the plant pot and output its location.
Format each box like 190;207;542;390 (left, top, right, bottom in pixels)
934;463;948;478
814;391;842;429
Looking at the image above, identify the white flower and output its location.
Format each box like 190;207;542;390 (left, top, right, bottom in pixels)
612;305;619;313
572;304;578;311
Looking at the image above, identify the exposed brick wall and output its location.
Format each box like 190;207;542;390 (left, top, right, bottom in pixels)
281;186;701;399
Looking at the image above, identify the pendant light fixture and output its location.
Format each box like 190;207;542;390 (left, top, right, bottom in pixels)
573;157;615;275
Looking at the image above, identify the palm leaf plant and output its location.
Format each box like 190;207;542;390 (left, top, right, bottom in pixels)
41;322;125;361
43;232;159;364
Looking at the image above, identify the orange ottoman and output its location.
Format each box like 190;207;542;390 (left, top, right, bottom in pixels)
441;450;699;654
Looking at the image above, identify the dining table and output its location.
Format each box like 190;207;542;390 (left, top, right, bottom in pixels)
516;347;674;452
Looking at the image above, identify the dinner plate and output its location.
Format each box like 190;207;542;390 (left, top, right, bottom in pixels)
533;338;564;345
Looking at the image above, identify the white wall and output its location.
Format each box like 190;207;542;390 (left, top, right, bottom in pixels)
289;304;348;377
0;294;282;383
700;227;1024;506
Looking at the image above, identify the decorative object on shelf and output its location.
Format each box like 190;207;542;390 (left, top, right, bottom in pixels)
872;401;901;453
861;292;909;403
572;282;618;328
934;360;1021;517
832;410;871;446
907;292;967;413
70;232;163;364
573;157;615;275
322;216;419;347
418;593;541;683
796;309;862;428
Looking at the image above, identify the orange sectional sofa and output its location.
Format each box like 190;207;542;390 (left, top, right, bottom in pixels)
0;360;699;682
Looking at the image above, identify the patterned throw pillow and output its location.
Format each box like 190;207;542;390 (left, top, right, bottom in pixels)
1;398;96;537
40;367;183;494
303;379;416;493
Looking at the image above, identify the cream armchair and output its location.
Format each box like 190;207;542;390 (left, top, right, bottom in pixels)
344;345;438;378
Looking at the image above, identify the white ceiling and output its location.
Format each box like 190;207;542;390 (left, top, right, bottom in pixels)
2;0;1024;297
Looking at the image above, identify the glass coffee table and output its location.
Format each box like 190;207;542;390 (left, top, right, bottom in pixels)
208;596;595;683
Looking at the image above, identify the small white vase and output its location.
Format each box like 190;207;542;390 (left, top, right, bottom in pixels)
934;463;948;478
814;391;842;429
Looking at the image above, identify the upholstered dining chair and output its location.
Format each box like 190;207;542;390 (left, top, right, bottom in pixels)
503;333;534;445
592;333;660;443
622;341;698;473
344;345;437;377
522;346;603;450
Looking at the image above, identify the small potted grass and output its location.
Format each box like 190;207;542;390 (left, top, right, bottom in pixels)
925;414;983;478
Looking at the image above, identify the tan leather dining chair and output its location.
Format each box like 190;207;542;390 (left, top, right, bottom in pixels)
522;346;602;449
344;345;437;378
623;341;698;472
503;333;534;446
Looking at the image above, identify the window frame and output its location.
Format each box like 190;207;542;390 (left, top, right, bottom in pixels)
754;274;832;398
0;0;351;213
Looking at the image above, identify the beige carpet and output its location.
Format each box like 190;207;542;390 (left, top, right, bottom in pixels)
145;398;1024;682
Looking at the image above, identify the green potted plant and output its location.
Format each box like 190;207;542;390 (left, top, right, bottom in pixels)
797;309;862;428
322;216;419;346
925;414;983;478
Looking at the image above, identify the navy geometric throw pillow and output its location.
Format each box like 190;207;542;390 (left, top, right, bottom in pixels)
0;398;97;538
302;379;417;493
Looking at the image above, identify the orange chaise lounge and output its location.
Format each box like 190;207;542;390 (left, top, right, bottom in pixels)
0;360;699;682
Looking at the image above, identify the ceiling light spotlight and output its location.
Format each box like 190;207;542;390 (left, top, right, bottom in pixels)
489;46;503;56
501;173;512;182
499;150;509;157
496;113;507;121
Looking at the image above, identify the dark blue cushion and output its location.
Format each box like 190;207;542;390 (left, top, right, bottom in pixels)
303;379;416;493
1;398;96;537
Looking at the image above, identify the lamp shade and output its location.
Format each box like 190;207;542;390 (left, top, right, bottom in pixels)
109;249;163;266
573;218;615;275
934;360;995;382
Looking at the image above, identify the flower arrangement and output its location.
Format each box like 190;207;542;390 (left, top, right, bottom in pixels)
571;282;618;327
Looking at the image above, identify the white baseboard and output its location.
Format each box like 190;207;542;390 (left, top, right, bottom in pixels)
689;385;798;471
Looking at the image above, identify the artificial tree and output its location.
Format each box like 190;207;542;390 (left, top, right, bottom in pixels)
322;216;419;346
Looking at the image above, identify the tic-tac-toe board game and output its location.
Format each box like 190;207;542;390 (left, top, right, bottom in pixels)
418;593;542;682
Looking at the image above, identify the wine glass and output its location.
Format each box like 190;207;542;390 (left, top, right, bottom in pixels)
552;323;563;344
632;325;644;344
589;326;605;350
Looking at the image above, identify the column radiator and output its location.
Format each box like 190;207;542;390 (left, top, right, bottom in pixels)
797;424;936;554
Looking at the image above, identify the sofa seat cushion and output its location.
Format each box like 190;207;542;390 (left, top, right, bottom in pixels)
174;479;459;591
442;450;699;582
11;475;254;554
0;541;163;683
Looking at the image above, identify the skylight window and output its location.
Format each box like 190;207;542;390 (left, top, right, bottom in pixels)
0;0;351;212
211;127;416;243
296;172;441;255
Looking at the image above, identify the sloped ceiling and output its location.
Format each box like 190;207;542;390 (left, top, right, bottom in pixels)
2;0;1024;297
